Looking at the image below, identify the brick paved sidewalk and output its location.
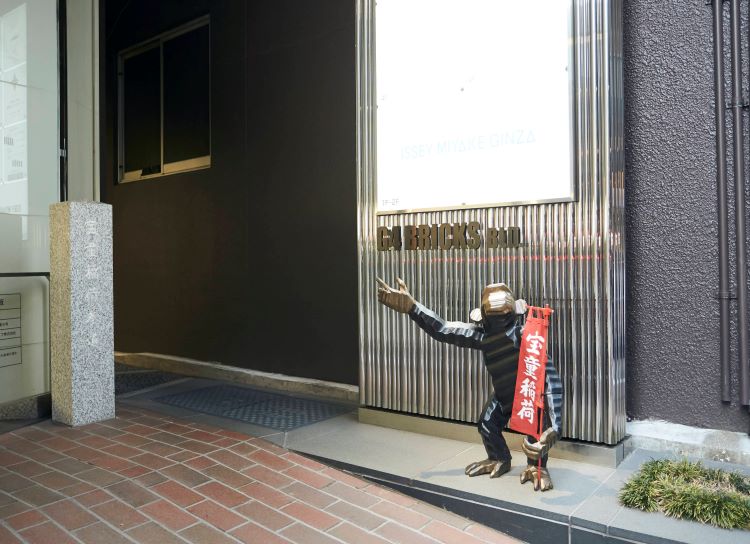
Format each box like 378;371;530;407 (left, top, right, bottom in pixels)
0;404;518;544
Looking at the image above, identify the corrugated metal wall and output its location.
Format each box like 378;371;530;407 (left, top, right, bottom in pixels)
356;0;625;444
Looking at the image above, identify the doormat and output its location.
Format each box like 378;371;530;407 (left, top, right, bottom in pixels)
154;385;352;431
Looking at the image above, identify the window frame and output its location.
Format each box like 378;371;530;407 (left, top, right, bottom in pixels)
117;16;211;184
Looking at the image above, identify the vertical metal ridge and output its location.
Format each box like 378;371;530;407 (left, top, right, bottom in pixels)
357;0;625;444
609;0;626;441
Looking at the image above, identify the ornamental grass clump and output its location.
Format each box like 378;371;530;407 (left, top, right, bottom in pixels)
619;459;750;530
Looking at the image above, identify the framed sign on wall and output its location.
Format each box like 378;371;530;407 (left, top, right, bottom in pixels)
375;0;575;214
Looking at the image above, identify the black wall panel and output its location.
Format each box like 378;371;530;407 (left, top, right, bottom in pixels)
102;0;358;384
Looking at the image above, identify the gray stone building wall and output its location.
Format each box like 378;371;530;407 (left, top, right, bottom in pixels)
624;1;750;432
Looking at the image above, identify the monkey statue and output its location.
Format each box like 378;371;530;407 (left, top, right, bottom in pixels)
376;278;563;491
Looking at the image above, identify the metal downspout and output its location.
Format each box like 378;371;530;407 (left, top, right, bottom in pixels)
729;0;749;409
712;0;731;402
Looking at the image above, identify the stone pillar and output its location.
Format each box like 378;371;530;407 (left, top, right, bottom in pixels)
50;202;114;426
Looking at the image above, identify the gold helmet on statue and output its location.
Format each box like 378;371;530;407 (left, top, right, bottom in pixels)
469;283;515;323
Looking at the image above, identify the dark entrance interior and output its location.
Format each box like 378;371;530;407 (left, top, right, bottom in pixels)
101;0;358;385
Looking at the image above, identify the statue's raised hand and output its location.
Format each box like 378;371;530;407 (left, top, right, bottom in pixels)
376;277;416;314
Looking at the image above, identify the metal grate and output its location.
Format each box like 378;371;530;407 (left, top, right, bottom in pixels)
155;385;352;431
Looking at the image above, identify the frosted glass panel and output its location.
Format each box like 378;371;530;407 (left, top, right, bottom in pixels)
0;0;57;409
0;0;58;224
0;214;49;273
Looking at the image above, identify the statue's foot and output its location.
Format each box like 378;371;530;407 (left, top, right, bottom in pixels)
520;465;553;491
464;459;511;478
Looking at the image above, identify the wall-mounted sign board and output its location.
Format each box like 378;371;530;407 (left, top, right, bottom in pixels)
0;293;21;367
375;0;574;213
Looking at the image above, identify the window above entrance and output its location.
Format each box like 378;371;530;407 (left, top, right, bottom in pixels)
118;16;210;183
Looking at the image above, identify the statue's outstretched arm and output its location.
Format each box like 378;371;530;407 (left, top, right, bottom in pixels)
376;277;483;349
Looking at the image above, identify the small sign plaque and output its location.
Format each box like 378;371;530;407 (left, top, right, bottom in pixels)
0;318;20;329
0;294;20;310
0;308;20;320
0;327;20;340
0;347;21;367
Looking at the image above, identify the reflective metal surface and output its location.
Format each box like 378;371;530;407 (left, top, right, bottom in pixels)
356;0;625;444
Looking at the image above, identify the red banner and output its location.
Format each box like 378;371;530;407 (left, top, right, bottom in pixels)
508;306;553;439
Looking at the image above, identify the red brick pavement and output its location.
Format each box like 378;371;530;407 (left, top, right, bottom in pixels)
0;404;519;543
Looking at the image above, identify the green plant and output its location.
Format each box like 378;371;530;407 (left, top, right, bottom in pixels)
619;459;750;530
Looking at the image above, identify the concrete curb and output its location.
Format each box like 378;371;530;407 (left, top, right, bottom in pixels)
359;406;625;468
625;419;750;467
0;393;51;420
114;352;359;404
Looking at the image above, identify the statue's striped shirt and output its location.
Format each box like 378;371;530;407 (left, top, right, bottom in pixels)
408;302;563;433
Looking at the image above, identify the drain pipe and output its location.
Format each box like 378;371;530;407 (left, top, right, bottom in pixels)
729;0;749;409
712;0;731;402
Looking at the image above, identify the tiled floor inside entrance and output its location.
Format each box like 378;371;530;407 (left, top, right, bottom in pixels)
0;401;518;544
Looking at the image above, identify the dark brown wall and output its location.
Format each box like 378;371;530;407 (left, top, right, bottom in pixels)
101;0;358;384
